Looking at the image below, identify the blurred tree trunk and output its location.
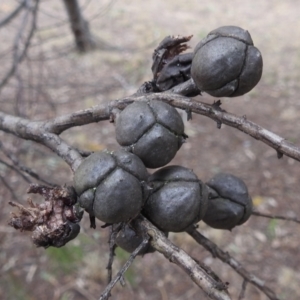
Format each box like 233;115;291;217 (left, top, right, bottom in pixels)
63;0;96;52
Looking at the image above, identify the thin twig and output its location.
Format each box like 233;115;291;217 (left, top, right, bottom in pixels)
0;158;31;183
0;175;19;202
238;280;248;300
106;225;120;284
252;210;300;224
186;225;280;300
0;142;56;186
0;0;26;28
99;236;150;300
0;0;40;90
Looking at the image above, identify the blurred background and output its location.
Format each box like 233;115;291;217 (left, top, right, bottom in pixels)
0;0;300;299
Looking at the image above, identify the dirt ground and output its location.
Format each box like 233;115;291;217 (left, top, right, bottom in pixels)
0;0;300;299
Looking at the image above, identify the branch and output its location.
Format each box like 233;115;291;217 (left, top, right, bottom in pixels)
133;216;231;300
62;0;96;52
47;92;300;162
136;93;300;162
1;90;300;170
186;225;280;300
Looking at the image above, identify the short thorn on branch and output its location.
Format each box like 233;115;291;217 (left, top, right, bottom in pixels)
212;100;225;129
276;150;283;159
185;108;193;121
